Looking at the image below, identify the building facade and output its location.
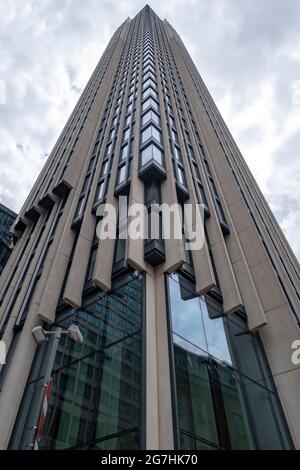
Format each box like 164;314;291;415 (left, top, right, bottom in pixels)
0;5;299;450
0;203;16;276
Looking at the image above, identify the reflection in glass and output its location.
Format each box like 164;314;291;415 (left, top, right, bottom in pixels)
175;345;219;446
141;144;163;166
37;273;142;450
168;273;293;450
200;300;232;365
169;276;206;352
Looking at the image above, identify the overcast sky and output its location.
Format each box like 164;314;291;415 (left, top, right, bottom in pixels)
0;0;299;259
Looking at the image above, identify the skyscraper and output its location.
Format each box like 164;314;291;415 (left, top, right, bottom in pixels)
0;5;299;450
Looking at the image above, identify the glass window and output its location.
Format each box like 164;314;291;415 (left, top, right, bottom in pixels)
108;128;116;140
123;128;130;142
197;183;208;207
177;166;186;187
101;160;109;177
174;345;220;447
169;274;207;352
185;131;191;144
193;162;201;180
142;97;158;112
172;129;179;143
86;245;97;282
143;64;155;75
168;274;293;450
142;87;158;101
142;109;160;127
118;164;126;185
125;114;131;126
141;144;163;166
143;79;156;90
75;196;85;219
200;298;232;364
106;143;112;156
169;115;176;127
143;71;156;83
82;176;89;194
127;102;133;113
95;181;105;202
120;144;129;161
141;124;161;144
174;145;182;162
143;58;155;68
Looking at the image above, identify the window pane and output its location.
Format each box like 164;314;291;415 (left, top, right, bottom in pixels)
193;162;201;180
174;146;182;162
96;181;104;201
200;299;232;364
118;165;126;184
141;126;151;143
75;197;85;218
143;79;156;90
142;97;158;112
95;337;141;439
142;110;159;126
177;167;186;186
141;145;152;165
120;144;128;161
86;246;97;282
174;345;219;446
101;160;109;177
141;125;161;144
142;87;158;101
106;143;112;156
141;144;162;166
243;377;286;449
152;145;163;165
172;129;179;143
123;128;130;142
197;183;207;206
125;114;131;126
215;364;253;449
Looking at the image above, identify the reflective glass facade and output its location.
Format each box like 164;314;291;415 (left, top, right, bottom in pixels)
167;273;293;450
12;273;143;450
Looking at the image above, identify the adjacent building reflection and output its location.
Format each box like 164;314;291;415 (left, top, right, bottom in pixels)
168;273;293;450
22;272;143;450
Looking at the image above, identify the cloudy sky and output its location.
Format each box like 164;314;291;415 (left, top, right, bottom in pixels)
0;0;299;259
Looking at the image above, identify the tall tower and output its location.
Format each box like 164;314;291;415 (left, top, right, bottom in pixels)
0;5;299;450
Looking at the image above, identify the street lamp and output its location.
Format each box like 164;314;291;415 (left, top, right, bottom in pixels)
32;324;83;345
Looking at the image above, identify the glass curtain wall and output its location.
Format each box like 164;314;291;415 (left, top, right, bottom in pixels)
167;273;293;450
